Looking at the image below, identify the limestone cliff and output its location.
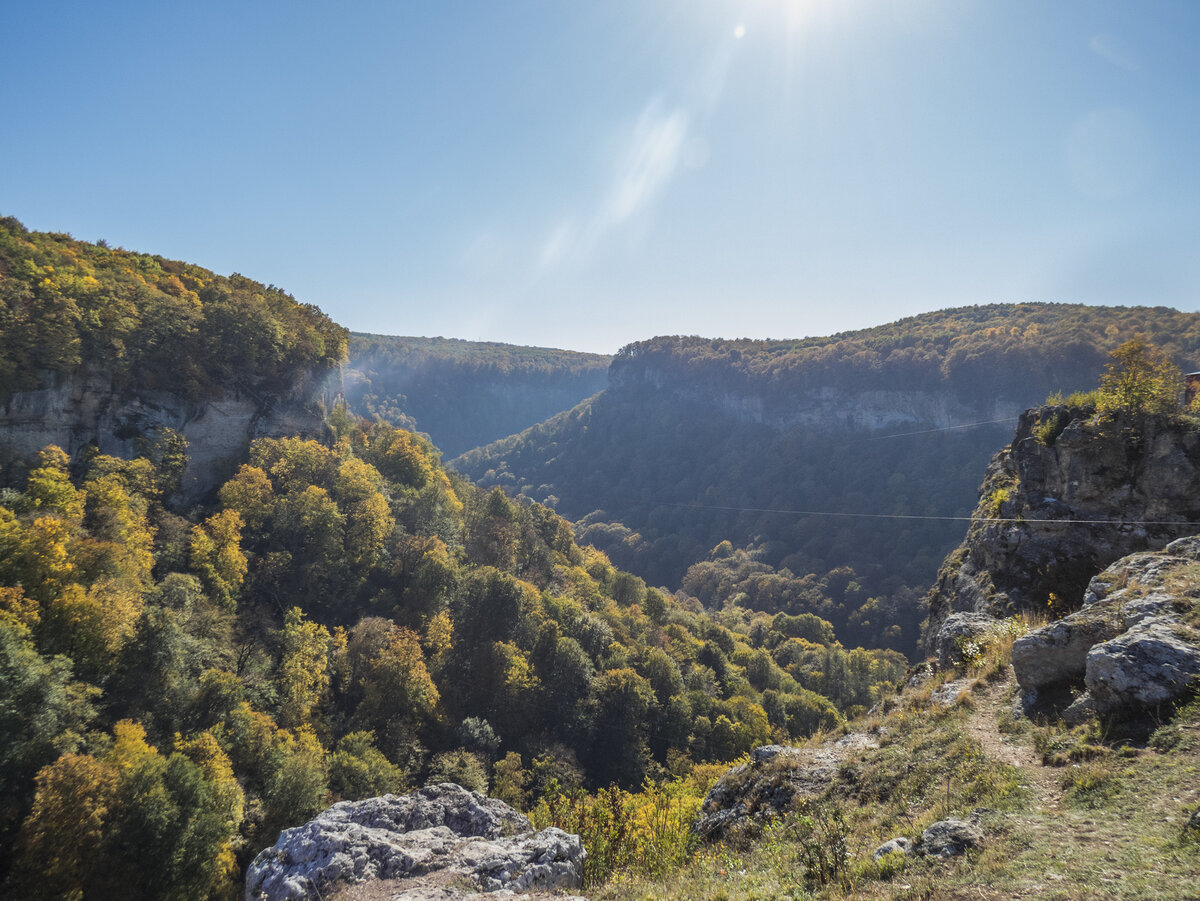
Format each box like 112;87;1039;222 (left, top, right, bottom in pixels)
0;368;328;503
607;361;1026;434
924;405;1200;650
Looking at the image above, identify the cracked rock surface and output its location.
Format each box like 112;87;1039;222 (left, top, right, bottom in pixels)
245;784;585;901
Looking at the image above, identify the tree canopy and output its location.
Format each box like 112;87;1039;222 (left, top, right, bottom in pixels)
0;217;347;401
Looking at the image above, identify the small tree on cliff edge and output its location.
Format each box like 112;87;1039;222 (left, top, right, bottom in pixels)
1096;338;1182;416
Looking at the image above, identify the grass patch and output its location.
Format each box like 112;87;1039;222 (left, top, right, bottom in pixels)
1061;758;1122;807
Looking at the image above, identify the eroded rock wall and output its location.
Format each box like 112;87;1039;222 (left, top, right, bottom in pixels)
0;370;327;502
924;406;1200;650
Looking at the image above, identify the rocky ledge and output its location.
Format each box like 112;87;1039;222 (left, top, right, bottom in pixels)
245;783;585;901
695;734;881;843
925;406;1200;650
1011;536;1200;722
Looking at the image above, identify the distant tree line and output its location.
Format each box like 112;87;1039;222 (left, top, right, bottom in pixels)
342;333;610;456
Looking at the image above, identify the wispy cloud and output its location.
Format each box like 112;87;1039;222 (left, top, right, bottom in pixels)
603;102;689;226
535;99;689;275
1089;34;1138;72
530;25;747;279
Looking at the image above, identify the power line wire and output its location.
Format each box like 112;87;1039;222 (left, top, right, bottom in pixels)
666;502;1200;528
864;417;1019;440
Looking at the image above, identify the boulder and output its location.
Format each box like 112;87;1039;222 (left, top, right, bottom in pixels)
872;837;911;861
918;819;982;858
1011;609;1123;690
244;784;585;901
930;678;973;707
1084;618;1200;710
935;613;1002;667
695;748;840;843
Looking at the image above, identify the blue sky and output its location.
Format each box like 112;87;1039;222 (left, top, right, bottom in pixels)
3;1;1198;353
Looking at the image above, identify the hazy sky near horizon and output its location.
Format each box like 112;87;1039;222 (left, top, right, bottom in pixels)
3;1;1198;354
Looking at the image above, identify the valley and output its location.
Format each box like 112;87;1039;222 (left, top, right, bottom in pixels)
1;218;1198;899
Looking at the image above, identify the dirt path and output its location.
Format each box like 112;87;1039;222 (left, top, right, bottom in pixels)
960;673;1064;812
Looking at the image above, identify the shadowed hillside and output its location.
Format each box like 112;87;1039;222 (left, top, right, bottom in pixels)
455;304;1200;653
339;334;610;457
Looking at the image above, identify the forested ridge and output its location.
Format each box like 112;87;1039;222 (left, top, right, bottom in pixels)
341;333;610;457
609;303;1200;400
456;303;1200;654
0;217;348;401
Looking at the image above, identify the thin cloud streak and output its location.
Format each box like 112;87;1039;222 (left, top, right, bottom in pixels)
1089;33;1138;72
534;99;688;276
603;102;689;226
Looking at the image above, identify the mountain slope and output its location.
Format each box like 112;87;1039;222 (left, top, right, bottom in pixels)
339;333;610;457
0;217;348;498
454;304;1200;651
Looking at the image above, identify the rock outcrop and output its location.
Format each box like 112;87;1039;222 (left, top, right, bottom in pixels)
925;406;1200;650
1011;537;1200;719
695;735;881;843
245;784;585;901
934;612;1004;666
0;369;327;503
917;818;983;858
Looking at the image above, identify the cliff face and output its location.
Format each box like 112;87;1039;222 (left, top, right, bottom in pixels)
924;406;1200;648
0;370;327;502
609;362;1024;433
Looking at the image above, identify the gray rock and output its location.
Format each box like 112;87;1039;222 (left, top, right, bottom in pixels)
918;819;982;858
244;784;584;901
924;408;1200;651
935;613;1002;666
1165;535;1200;560
695;745;839;842
1061;691;1101;727
1011;611;1123;690
872;837;911;861
1085;618;1200;710
0;370;328;504
930;678;973;707
750;744;804;765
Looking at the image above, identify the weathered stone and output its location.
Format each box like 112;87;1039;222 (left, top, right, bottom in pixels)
1165;535;1200;561
1061;691;1101;727
918;819;982;858
696;736;880;843
1085;618;1200;711
1011;610;1123;690
1010;543;1200;719
244;784;584;901
925;408;1200;651
930;678;973;707
750;744;804;765
872;837;911;860
0;369;328;504
935;613;1002;666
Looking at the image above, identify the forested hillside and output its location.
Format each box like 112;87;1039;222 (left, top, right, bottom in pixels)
0;226;905;899
0;217;347;401
455;304;1200;653
340;334;609;457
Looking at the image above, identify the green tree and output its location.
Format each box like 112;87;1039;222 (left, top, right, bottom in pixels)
1096;338;1183;415
277;608;334;732
328;731;406;801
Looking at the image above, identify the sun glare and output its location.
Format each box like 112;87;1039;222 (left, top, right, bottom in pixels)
734;24;746;39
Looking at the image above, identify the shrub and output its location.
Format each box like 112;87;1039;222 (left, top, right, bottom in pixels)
532;781;703;886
